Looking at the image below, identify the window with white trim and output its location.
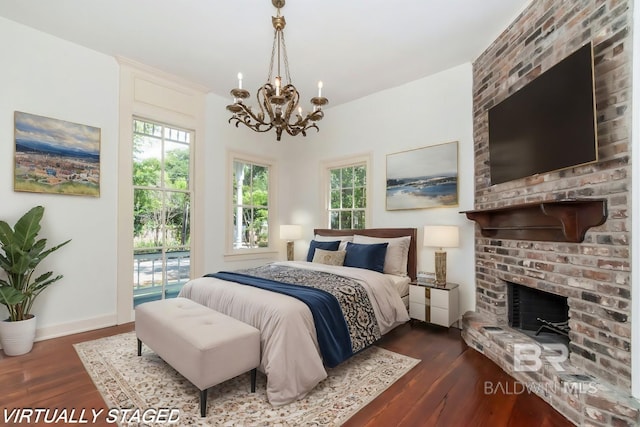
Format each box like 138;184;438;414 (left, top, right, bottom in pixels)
230;153;274;252
324;156;370;229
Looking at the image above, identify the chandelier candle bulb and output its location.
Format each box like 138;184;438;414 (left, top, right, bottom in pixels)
237;73;243;89
318;81;323;97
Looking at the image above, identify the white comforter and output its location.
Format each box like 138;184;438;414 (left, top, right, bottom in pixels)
178;261;409;406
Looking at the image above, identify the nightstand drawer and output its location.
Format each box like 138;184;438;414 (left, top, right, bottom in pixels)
409;302;428;321
431;289;449;309
430;307;450;327
409;285;430;303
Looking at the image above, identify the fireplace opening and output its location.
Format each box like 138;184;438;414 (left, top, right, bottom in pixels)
508;283;569;347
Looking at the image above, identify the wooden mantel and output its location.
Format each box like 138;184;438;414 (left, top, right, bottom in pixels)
461;199;608;243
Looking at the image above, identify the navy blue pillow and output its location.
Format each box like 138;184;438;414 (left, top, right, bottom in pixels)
306;240;341;262
344;242;388;273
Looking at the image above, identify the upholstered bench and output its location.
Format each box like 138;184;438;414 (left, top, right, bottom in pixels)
135;297;261;417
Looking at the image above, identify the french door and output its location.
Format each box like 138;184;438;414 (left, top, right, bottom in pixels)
131;118;193;305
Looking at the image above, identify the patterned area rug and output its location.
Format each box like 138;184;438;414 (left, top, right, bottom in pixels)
74;332;419;426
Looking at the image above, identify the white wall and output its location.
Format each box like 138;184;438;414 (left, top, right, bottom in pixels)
0;16;476;338
283;63;477;315
0;17;119;338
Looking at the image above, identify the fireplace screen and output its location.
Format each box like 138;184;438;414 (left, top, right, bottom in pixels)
508;283;569;339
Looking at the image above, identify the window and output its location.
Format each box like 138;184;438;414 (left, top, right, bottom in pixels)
325;156;370;229
132;118;193;305
230;153;274;252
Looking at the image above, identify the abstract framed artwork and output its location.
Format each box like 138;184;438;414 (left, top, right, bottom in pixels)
14;111;101;197
386;141;458;210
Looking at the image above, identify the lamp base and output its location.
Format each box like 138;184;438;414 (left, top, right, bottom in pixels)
286;241;294;261
434;250;447;286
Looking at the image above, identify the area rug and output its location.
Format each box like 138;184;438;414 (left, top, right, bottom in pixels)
74;332;419;426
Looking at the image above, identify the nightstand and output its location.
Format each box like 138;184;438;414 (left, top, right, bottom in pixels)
409;281;459;327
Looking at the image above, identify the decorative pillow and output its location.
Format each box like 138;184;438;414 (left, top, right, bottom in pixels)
312;248;346;266
306;240;341;262
353;234;411;276
314;234;354;251
344;242;388;273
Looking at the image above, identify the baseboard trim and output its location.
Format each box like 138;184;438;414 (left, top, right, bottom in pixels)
34;314;118;342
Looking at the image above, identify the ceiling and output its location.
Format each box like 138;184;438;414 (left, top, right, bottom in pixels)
0;0;531;108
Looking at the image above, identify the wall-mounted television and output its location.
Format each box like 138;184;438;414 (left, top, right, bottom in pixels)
488;42;598;185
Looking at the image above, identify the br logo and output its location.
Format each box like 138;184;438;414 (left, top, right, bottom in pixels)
513;343;568;372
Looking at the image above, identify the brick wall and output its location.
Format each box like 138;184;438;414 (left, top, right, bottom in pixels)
470;0;632;396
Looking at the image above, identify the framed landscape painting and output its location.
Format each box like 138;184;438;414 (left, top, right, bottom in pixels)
386;141;458;210
14;111;101;197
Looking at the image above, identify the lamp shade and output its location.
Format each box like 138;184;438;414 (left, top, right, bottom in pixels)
423;225;459;248
280;224;302;241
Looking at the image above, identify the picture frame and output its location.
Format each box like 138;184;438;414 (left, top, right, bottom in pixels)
386;141;458;210
14;111;101;197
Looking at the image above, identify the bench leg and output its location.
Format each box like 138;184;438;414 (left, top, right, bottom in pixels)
137;338;142;356
250;368;257;393
200;389;207;417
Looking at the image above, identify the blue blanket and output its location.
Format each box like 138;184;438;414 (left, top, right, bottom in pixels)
207;271;353;368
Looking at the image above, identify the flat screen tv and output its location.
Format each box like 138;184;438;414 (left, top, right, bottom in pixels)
488;42;598;185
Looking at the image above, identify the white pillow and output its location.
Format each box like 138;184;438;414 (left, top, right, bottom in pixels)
314;234;354;251
352;234;411;276
312;248;346;266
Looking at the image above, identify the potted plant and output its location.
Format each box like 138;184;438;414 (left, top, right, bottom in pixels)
0;206;70;356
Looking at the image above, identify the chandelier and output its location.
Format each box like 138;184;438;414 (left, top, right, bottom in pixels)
226;0;328;141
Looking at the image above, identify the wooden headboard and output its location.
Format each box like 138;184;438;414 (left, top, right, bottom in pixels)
313;228;418;280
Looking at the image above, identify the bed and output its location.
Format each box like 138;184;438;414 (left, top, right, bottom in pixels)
178;227;416;406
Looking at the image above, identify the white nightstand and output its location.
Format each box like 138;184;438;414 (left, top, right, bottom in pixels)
409;281;459;327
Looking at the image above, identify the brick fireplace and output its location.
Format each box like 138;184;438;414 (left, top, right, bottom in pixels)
462;0;639;425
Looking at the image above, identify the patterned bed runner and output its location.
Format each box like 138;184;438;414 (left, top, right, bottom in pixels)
209;264;381;366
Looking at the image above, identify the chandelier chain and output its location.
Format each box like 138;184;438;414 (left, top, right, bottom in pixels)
280;32;292;84
267;28;277;82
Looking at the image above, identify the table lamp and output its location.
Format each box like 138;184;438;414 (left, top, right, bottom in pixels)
280;225;302;261
423;225;459;286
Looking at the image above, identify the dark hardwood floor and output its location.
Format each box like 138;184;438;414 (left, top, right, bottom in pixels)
0;321;572;426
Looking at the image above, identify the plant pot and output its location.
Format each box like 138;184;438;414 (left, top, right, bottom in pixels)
0;315;37;356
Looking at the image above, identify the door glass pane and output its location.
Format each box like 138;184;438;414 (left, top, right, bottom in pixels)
166;191;190;247
133;248;164;303
134;189;164;249
166;248;190;299
133;136;162;188
164;141;189;190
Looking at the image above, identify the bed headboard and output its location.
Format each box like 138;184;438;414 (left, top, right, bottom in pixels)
313;228;418;281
